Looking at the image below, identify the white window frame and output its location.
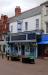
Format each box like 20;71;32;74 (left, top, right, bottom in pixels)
25;22;28;31
36;19;39;30
17;21;22;32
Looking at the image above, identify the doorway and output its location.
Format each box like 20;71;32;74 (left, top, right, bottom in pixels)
21;45;25;55
38;44;44;58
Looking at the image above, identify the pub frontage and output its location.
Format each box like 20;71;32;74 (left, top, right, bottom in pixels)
6;31;37;62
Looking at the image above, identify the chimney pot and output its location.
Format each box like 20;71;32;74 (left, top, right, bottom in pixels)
15;6;21;16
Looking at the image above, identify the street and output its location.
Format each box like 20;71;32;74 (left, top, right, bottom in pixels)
0;56;48;75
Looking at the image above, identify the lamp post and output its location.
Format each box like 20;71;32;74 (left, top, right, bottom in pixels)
6;31;10;60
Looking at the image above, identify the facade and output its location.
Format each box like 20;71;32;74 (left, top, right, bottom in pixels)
9;1;48;34
5;1;48;60
6;31;38;60
0;15;9;53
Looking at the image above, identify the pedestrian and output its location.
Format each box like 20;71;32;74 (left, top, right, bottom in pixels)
1;51;4;59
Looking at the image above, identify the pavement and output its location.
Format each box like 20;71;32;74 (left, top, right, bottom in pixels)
0;56;48;75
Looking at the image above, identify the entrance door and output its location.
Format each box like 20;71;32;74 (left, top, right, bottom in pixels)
21;45;25;55
38;45;44;58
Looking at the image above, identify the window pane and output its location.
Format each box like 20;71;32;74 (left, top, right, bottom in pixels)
28;33;36;40
36;19;39;29
25;22;28;31
17;21;22;32
46;23;48;33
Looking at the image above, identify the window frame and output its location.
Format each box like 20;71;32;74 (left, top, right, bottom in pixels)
17;21;22;32
25;22;28;31
36;19;39;30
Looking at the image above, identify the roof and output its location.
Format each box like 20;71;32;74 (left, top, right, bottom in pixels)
8;6;42;23
8;1;48;23
40;1;48;6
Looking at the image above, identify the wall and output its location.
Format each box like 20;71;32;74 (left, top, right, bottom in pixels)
9;22;17;33
0;15;9;40
41;5;47;33
9;14;41;33
22;15;41;32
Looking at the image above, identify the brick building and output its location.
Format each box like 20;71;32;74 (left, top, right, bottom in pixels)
0;15;9;53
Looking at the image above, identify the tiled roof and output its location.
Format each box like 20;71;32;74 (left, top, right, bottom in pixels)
8;6;42;23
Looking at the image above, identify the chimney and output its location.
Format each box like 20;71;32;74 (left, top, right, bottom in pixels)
15;6;21;16
1;14;8;22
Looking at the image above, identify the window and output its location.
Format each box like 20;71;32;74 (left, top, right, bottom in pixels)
46;23;48;33
36;19;39;29
11;26;13;32
17;21;22;32
5;24;6;29
28;33;36;40
46;6;48;15
25;22;28;31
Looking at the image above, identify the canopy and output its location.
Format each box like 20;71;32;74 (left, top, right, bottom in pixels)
38;34;48;44
38;41;48;44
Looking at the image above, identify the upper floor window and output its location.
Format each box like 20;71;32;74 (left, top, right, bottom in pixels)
17;21;22;32
36;19;39;29
46;6;48;15
25;22;28;31
11;25;13;32
46;23;48;33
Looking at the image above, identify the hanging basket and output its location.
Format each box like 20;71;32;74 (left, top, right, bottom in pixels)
32;44;37;47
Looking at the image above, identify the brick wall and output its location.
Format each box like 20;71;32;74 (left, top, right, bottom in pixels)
0;15;9;40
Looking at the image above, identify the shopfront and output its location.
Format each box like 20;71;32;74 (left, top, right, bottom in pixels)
6;31;38;60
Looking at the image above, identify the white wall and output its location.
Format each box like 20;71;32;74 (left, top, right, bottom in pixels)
22;15;41;32
9;14;41;33
41;5;47;33
9;22;17;33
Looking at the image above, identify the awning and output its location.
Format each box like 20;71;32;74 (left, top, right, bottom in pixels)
38;34;48;44
38;41;48;44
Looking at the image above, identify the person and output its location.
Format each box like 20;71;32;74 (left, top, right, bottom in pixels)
1;51;4;59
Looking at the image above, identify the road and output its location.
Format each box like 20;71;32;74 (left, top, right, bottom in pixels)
0;56;48;75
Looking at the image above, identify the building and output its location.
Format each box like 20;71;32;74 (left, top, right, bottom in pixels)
9;1;48;34
5;1;48;60
0;15;9;53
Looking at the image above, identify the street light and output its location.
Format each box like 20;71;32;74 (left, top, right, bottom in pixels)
6;31;10;60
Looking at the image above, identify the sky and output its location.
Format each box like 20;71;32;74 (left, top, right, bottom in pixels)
0;0;47;17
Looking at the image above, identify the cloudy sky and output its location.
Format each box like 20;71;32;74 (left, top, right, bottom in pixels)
0;0;47;17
